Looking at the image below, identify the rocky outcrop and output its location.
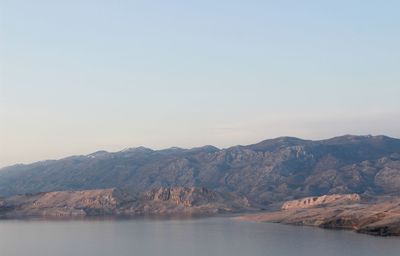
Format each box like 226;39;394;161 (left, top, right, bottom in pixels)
143;187;214;207
0;187;251;218
281;194;360;210
2;188;133;217
136;187;250;215
237;195;400;236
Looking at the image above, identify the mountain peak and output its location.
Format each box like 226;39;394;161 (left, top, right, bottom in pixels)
120;147;154;153
245;136;309;151
188;145;220;153
87;150;109;158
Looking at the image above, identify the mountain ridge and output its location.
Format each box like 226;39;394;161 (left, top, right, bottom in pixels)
1;135;400;206
1;134;393;168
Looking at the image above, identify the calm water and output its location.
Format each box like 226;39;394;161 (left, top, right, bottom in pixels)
0;217;399;256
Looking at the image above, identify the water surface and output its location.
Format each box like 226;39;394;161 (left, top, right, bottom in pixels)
0;217;398;256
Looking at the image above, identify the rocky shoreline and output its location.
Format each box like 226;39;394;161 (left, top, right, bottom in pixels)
236;194;400;236
0;187;252;218
1;188;400;237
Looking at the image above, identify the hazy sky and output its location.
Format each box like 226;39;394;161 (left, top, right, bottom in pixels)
1;0;400;167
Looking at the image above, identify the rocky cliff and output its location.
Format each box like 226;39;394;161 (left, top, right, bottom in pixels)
137;187;250;215
281;194;360;210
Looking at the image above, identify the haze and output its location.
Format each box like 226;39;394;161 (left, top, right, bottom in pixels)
1;0;400;167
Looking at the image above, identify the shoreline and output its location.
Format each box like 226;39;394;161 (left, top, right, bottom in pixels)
234;208;400;237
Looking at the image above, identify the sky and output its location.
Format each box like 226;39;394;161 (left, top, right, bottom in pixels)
1;0;400;167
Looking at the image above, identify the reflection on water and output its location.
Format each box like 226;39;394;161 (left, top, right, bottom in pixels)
0;217;398;256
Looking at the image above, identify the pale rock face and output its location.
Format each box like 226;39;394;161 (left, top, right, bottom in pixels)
281;194;361;210
137;187;251;215
144;187;217;207
374;167;400;193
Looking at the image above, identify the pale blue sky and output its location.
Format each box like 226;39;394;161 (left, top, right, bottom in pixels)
1;0;400;167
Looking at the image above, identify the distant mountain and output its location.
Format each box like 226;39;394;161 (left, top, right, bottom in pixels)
1;135;400;206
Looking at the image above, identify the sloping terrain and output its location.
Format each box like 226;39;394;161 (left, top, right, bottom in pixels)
1;135;400;205
236;195;400;236
0;187;250;218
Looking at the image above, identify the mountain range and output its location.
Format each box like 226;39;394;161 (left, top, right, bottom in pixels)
1;135;400;206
